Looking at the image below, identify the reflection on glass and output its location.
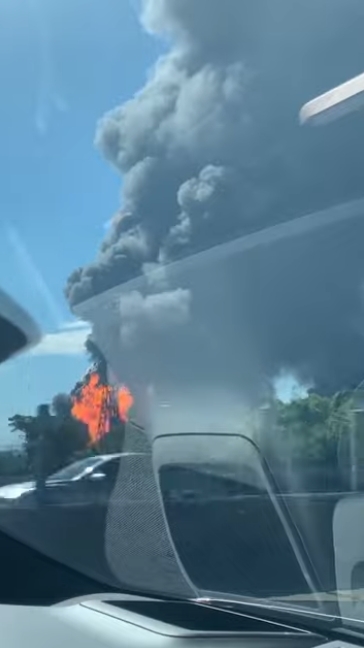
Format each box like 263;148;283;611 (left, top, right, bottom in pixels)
154;433;314;601
0;0;364;631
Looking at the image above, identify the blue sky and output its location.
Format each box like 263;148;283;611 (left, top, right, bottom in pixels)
0;0;164;445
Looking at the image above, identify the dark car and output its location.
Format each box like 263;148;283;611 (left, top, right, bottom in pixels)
9;453;143;508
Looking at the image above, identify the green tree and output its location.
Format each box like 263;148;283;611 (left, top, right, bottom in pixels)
8;413;39;472
9;398;89;479
274;390;353;463
50;394;89;466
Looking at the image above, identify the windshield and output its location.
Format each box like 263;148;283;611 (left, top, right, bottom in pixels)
2;0;364;633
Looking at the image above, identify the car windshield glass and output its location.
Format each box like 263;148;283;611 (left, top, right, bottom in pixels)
47;456;102;481
2;0;364;634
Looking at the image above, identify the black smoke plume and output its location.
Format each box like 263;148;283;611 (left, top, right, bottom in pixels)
66;0;364;397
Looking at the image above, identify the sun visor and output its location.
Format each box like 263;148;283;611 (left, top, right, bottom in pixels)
0;287;41;364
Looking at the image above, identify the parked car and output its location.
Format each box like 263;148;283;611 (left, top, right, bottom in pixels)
0;453;145;508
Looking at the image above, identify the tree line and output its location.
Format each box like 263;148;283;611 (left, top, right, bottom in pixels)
258;389;363;492
3;336;363;491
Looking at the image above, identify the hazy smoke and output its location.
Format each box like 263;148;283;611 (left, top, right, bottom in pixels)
119;288;191;346
66;0;364;397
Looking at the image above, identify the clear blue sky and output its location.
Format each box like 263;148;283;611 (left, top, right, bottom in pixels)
0;0;164;445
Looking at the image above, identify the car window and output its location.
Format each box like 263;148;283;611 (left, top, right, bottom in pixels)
98;458;120;483
48;457;103;482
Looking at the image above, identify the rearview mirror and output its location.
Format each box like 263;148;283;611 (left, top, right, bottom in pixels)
0;287;40;363
151;432;324;607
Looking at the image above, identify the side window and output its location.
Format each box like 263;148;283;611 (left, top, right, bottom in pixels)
101;459;120;486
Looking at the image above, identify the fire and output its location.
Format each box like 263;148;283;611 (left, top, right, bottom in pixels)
117;385;134;422
71;372;134;444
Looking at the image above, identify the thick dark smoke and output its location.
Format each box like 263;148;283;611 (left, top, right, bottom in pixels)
66;0;364;397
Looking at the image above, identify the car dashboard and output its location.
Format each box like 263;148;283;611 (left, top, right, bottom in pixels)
42;598;337;648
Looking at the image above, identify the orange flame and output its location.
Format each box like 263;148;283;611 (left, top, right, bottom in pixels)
117;385;134;422
71;372;134;444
